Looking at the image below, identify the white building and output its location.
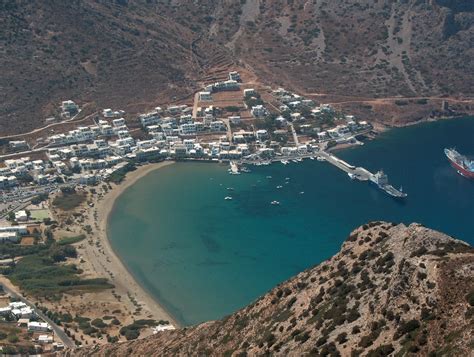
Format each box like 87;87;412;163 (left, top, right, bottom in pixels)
210;121;226;132
0;226;28;235
228;71;241;81
28;322;51;332
243;88;255;97
256;129;269;141
198;91;212;101
0;232;20;243
37;335;53;344
251;105;267;118
112;118;126;127
228;116;241;124
15;210;28;222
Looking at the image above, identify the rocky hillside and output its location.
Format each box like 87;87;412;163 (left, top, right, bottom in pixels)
0;0;232;135
196;0;473;98
68;222;474;356
1;0;473;134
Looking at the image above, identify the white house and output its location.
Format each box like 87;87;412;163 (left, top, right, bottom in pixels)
251;105;267;118
228;71;241;81
15;211;28;222
28;321;51;332
243;88;255;97
256;129;269;141
198;91;212;101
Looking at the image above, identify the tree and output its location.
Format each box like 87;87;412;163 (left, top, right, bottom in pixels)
7;211;15;221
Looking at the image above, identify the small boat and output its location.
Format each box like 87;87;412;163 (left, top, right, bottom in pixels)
296;158;302;162
266;176;272;179
317;156;326;162
310;157;315;160
227;187;234;191
241;167;251;173
271;200;280;205
291;159;298;163
276;185;283;189
224;196;233;200
285;177;290;181
281;160;289;165
348;173;356;180
299;191;304;194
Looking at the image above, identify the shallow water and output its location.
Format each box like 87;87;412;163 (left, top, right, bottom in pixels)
108;117;474;325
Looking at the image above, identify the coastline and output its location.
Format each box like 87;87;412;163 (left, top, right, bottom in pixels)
77;161;181;328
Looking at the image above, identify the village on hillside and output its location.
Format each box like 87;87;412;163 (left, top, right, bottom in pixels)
1;70;373;206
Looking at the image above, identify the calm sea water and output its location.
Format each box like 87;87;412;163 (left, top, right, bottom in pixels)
108;117;474;326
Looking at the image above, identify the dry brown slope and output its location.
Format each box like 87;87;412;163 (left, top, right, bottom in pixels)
0;0;232;135
201;0;473;99
68;222;474;356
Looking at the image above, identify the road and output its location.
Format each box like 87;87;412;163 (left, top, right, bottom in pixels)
0;109;97;141
0;282;75;348
289;123;299;146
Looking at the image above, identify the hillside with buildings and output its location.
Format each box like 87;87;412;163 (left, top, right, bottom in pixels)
1;0;473;135
69;222;474;356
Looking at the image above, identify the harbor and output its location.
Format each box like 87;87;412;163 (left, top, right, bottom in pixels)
233;149;407;199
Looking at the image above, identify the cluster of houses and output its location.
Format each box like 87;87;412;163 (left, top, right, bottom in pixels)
1;77;373;191
0;301;58;347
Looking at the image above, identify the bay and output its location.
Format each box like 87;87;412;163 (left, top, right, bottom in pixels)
108;117;474;326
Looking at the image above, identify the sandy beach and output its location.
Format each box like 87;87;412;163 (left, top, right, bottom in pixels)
43;160;180;345
89;161;179;325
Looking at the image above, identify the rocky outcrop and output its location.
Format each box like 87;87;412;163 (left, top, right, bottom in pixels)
68;222;474;356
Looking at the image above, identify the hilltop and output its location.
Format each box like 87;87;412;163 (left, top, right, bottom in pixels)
1;0;473;135
69;222;474;356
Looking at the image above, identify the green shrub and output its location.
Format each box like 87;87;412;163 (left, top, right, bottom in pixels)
91;318;107;328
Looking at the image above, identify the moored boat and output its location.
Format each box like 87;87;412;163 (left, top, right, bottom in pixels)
444;148;474;179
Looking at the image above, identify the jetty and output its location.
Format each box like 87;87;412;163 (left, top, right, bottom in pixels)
319;152;406;198
235;150;406;199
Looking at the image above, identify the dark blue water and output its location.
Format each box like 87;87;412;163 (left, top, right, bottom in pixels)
108;117;474;326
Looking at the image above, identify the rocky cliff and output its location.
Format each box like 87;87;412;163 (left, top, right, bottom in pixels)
68;222;474;356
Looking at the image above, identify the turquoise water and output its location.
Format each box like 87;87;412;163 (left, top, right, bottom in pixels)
108;117;474;326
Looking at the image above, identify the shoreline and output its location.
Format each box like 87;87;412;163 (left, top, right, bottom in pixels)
82;160;181;328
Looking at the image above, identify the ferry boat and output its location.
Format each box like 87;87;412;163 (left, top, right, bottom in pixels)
444;148;474;179
369;170;407;199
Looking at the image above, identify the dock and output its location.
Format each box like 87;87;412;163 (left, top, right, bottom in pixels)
236;150;407;199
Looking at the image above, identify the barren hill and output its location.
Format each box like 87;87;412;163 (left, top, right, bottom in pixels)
1;0;473;134
69;222;474;356
0;0;232;135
